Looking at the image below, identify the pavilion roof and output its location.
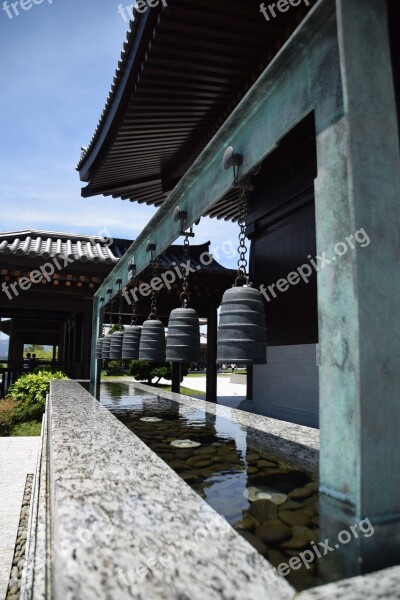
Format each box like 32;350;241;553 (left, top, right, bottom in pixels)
77;0;313;221
0;230;233;276
0;230;129;264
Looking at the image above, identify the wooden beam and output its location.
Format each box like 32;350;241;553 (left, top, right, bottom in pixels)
94;0;341;304
91;0;342;383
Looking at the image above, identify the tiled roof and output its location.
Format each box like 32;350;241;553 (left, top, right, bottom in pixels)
0;231;234;275
0;230;130;264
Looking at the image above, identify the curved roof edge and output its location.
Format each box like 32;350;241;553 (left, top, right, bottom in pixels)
77;7;161;181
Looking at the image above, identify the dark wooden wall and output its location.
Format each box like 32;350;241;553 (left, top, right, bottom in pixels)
247;113;318;347
388;0;400;138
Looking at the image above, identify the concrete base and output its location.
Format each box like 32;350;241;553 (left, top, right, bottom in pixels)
253;345;319;428
318;494;400;583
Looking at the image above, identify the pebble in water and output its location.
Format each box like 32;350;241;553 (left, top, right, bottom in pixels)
244;486;288;505
288;486;316;500
170;439;201;448
6;474;33;600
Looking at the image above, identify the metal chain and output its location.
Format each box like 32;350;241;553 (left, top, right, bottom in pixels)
109;296;115;326
100;302;106;337
180;228;192;308
235;176;252;286
130;282;138;326
118;289;123;330
150;257;158;319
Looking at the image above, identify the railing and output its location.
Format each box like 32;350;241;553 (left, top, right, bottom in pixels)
0;361;79;398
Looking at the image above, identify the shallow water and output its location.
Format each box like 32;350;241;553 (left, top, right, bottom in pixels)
101;382;321;591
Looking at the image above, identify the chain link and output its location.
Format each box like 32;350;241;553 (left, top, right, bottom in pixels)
180;229;191;308
101;303;106;337
109;296;115;326
130;282;138;326
235;176;252;286
118;288;123;330
150;258;158;318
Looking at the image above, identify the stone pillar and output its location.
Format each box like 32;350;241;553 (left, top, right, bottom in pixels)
171;363;181;394
246;363;253;400
314;0;400;577
90;297;102;399
81;300;93;380
58;322;65;363
206;306;218;403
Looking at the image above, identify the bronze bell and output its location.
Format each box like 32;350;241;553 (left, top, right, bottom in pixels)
101;335;112;360
166;307;200;363
109;331;124;360
216;286;267;364
121;325;142;360
95;338;104;360
139;319;166;362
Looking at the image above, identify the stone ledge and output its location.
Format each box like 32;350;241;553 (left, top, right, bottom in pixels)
20;379;400;600
47;380;295;600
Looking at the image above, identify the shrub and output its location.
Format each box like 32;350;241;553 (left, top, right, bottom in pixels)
129;361;190;385
129;360;155;384
10;421;42;437
7;370;68;423
0;397;19;436
103;360;127;377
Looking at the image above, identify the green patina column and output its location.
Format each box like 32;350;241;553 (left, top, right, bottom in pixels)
315;0;400;577
90;295;101;399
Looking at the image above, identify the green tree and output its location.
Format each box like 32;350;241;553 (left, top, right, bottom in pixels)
24;345;54;360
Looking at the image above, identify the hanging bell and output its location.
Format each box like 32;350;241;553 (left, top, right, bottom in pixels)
139;319;166;362
95;338;104;360
121;325;142;360
102;335;112;360
216;286;267;364
166;308;200;363
109;331;124;360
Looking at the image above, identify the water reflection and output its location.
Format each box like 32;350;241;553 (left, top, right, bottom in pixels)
101;383;320;591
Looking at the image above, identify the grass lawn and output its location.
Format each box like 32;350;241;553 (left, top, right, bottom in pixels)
157;384;205;399
187;372;240;378
99;376;205;399
185;372;207;377
186;372;230;378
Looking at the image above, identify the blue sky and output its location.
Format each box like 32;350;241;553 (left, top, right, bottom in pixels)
0;0;239;267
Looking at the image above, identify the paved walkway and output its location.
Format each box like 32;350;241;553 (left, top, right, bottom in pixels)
0;437;41;600
181;374;247;408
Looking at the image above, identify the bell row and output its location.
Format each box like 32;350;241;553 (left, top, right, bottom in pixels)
95;285;267;365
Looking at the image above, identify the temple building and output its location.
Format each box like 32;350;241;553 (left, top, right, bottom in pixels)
77;0;400;576
0;229;234;391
